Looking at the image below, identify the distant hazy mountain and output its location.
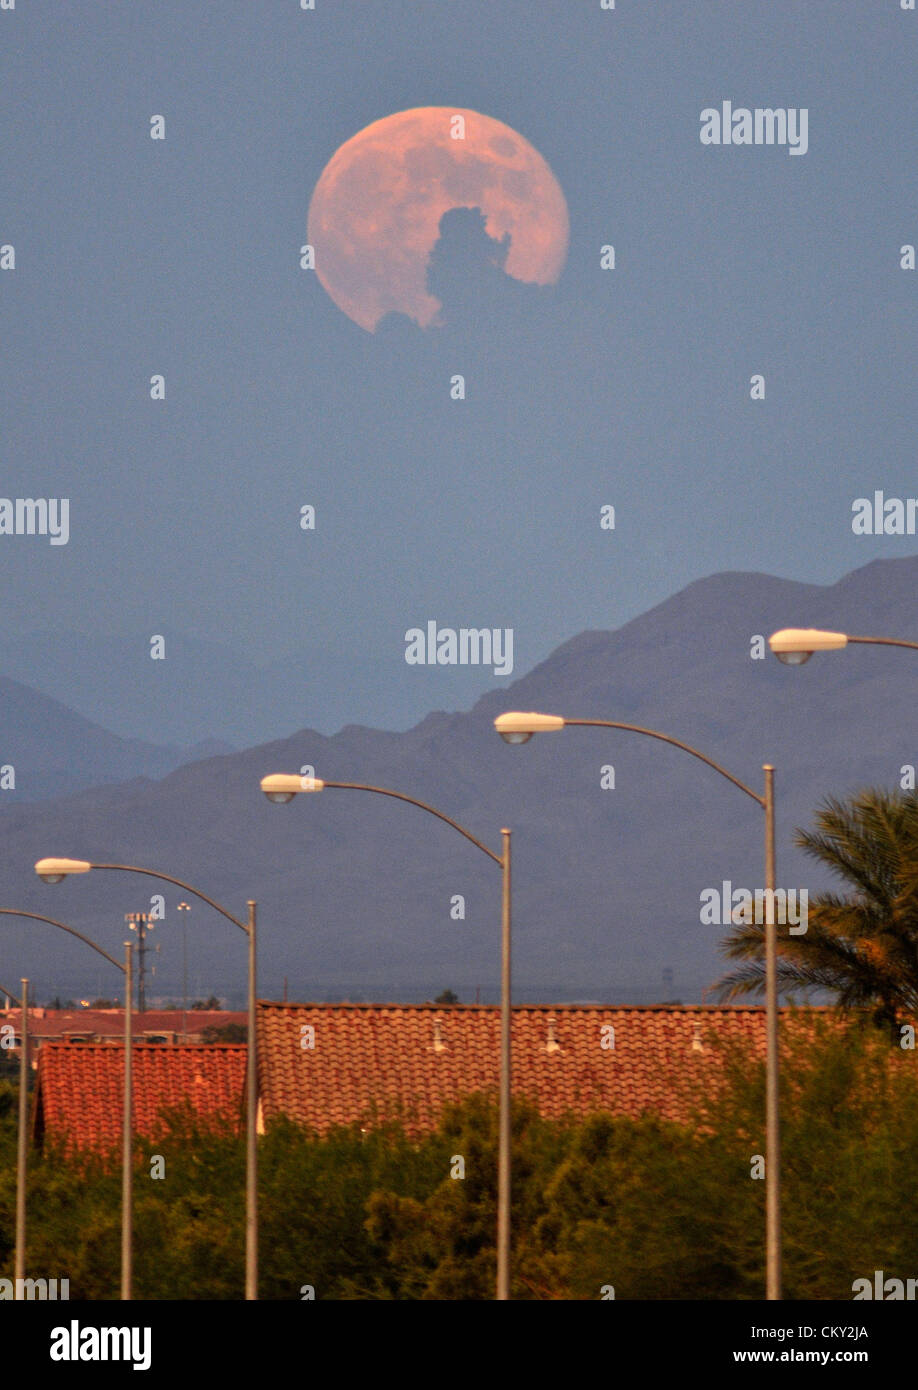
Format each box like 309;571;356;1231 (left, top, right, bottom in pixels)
0;673;234;802
0;630;292;748
3;556;918;1008
0;627;499;748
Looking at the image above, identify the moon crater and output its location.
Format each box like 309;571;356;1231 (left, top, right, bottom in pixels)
307;106;570;331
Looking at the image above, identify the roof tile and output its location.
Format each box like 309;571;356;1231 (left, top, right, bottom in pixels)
255;1002;822;1135
33;1043;246;1153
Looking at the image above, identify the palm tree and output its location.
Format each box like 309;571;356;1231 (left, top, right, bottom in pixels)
712;787;918;1032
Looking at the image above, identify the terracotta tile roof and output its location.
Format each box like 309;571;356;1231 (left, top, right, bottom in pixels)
256;1002;825;1135
32;1043;247;1153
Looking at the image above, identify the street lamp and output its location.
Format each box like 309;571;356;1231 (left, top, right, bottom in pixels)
0;909;130;1299
494;711;782;1302
34;858;259;1300
259;773;515;1302
769;628;918;664
492;713;565;745
768;629;849;664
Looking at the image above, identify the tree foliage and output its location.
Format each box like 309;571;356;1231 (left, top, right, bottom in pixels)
714;788;918;1031
1;1021;915;1298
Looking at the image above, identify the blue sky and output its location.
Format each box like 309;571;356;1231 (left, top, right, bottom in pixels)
3;0;916;741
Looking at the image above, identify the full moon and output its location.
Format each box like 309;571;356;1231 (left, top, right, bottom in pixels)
307;106;570;332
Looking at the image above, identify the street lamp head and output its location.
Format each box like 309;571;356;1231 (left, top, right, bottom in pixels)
34;857;92;884
260;773;325;803
494;712;566;744
768;628;849;666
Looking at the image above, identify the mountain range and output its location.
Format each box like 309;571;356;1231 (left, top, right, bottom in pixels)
0;627;503;748
0;671;233;803
2;555;917;1007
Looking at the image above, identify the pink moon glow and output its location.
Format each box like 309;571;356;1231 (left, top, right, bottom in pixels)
307;106;570;331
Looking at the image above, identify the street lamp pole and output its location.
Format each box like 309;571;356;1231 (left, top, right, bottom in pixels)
767;625;918;1296
497;827;512;1302
763;764;780;1302
15;977;28;1296
494;712;782;1300
260;774;514;1300
34;860;258;1300
245;899;257;1301
122;940;133;1301
0;909;126;1298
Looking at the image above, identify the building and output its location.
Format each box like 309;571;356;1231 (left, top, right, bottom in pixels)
254;1001;808;1135
25;1003;850;1152
1;1006;246;1060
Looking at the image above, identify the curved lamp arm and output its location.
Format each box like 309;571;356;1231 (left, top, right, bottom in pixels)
87;866;248;935
562;719;765;808
847;635;918;652
0;908;125;974
319;782;504;867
